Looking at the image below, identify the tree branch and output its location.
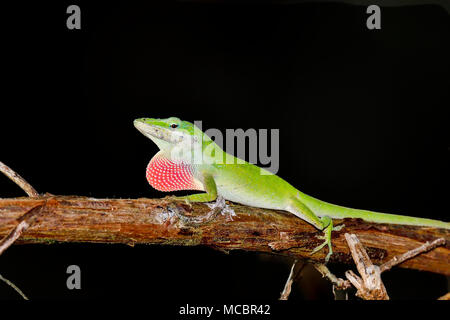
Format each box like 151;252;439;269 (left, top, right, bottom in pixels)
0;196;448;275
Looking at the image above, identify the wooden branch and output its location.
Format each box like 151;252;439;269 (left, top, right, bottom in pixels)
0;196;448;275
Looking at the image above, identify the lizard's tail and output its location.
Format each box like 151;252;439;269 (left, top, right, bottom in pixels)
299;193;450;230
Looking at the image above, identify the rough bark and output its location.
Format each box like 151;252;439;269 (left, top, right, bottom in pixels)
0;195;448;275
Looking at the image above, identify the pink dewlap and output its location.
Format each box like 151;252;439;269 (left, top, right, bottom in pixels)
146;154;202;192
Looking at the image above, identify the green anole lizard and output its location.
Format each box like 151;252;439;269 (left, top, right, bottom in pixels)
134;117;450;261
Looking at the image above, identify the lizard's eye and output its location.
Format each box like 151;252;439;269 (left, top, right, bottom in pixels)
170;123;178;128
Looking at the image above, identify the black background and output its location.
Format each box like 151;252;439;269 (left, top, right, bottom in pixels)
0;0;448;304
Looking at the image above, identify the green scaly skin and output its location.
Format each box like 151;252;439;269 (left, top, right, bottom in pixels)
134;117;450;262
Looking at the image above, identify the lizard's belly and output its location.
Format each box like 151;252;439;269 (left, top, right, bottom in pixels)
211;163;295;211
216;185;285;210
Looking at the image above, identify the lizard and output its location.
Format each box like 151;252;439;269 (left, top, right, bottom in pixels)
134;116;450;262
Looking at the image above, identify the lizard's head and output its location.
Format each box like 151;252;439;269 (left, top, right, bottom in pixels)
134;117;202;151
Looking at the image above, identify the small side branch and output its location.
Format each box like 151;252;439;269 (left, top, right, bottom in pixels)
279;260;306;300
0;161;39;197
279;260;297;300
0;204;44;256
438;292;450;300
379;238;446;273
0;273;28;300
313;263;351;290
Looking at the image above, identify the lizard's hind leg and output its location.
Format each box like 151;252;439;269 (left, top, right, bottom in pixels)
287;198;334;263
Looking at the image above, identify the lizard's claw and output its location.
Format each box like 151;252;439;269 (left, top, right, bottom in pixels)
311;238;333;263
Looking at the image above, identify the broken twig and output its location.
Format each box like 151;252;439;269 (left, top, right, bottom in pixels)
342;233;446;300
437;292;450;300
0;273;28;300
313;263;351;291
0;204;44;256
344;233;389;300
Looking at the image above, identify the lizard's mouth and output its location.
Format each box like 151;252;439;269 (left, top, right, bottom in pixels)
134;119;187;150
134;119;171;141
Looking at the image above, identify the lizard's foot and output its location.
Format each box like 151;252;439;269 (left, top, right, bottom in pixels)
175;196;235;225
310;216;334;263
206;196;236;221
